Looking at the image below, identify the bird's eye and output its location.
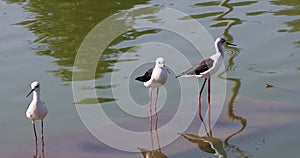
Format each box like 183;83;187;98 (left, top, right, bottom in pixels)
35;85;40;88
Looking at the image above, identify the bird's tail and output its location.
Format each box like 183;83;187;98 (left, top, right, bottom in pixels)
135;76;146;82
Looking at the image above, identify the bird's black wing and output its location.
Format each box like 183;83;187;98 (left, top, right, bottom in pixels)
176;58;214;77
135;67;154;82
194;58;214;74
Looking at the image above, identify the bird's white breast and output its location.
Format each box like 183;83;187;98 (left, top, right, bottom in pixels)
26;98;48;120
144;67;168;88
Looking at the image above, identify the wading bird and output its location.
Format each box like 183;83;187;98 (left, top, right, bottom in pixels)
26;81;48;158
136;57;168;150
176;37;236;134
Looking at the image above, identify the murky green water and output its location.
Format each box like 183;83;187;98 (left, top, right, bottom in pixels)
0;0;299;157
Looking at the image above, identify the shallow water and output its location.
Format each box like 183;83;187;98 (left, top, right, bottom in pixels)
0;0;299;157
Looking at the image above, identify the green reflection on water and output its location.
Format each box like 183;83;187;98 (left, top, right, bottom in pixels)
11;0;149;82
271;0;300;16
75;97;116;104
216;1;248;157
271;0;300;45
246;11;268;16
10;0;152;105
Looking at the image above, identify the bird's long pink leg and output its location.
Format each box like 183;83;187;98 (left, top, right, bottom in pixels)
154;88;161;152
32;121;38;158
41;120;45;158
198;78;209;136
149;87;154;151
155;126;162;152
154;88;159;131
208;78;212;136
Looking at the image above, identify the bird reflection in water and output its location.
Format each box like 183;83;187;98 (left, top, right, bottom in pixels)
179;107;227;158
138;115;167;158
180;74;248;158
180;133;227;158
180;75;248;157
180;73;247;158
139;147;167;158
180;111;229;158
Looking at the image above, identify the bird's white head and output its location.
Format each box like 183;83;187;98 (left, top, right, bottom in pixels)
26;81;40;97
215;37;226;47
31;81;40;89
215;37;236;47
215;37;236;56
155;57;166;68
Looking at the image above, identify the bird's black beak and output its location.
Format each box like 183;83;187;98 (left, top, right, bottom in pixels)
226;42;237;46
164;65;171;74
26;88;34;97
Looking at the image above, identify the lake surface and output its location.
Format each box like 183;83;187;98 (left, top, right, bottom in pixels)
0;0;299;157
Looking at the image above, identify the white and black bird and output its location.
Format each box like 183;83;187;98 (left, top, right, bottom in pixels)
26;81;48;157
176;37;236;134
135;57;168;146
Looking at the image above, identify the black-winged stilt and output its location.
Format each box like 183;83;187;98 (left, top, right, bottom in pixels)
176;37;236;134
135;57;168;150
